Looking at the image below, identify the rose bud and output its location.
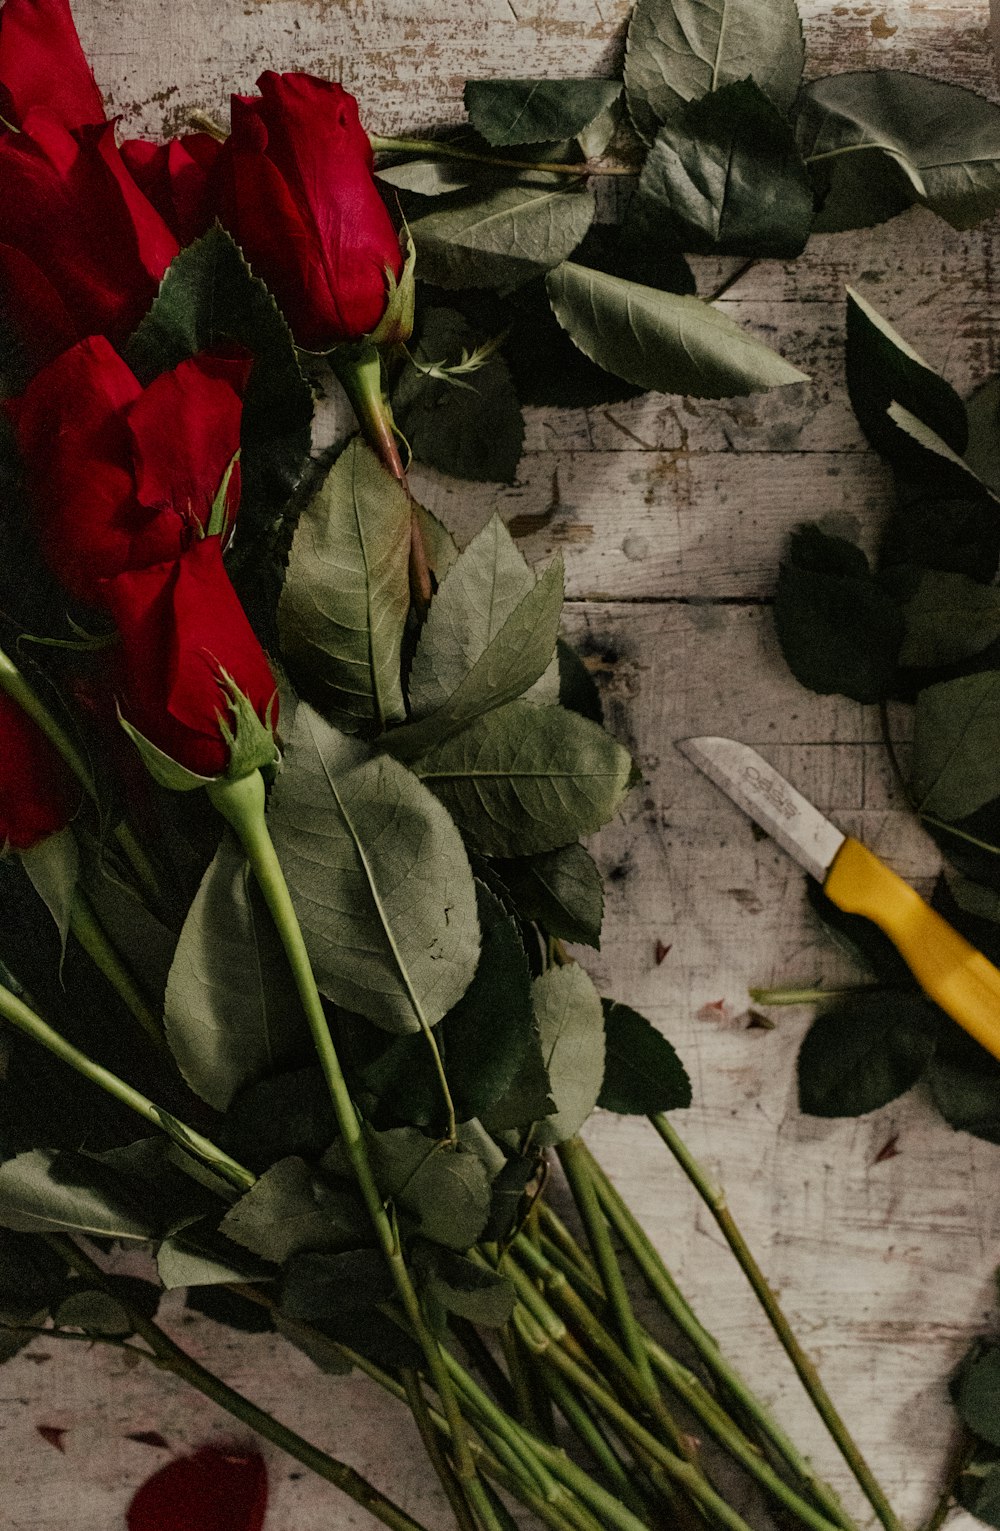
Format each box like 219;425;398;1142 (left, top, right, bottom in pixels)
0;689;79;849
0;112;178;368
213;71;404;350
119;133;222;247
104;536;279;781
10;334;250;605
0;0;104;131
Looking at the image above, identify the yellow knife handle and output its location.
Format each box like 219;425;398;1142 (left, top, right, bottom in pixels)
824;837;1000;1063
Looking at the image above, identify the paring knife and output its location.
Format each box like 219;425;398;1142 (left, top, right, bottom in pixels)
677;735;1000;1063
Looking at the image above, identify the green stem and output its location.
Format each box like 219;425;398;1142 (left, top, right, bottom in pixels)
0;645;160;901
542;1365;653;1524
207;771;495;1527
51;1239;428;1531
499;1322;550;1440
402;1368;479;1531
369;135;637;178
748;985;872;1007
68;887;163;1046
650;1112;902;1531
557;1136;659;1399
0;977;254;1192
584;1147;855;1531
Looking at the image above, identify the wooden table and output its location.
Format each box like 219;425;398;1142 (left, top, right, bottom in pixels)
2;2;998;1526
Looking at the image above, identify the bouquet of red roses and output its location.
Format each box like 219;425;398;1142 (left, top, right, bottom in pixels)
3;0;1000;1527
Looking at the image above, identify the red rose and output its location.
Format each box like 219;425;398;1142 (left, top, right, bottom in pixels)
104;536;278;779
213;72;403;349
0;0;104;131
0;689;79;849
0;111;178;367
119;133;222;246
11;335;250;605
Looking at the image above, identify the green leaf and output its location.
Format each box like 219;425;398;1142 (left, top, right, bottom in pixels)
217;1068;336;1176
796;992;938;1117
900;571;1000;668
965;376;1000;499
637;80;813;258
415;1243;516;1326
953;1342;1000;1446
927;1049;1000;1146
546;261;808;398
164;830;305;1111
0;1149;153;1240
393;310;525;484
219;1157;366;1266
774;526;903;704
364;1126;493;1249
794;72;1000;233
268;704;480;1033
532;965;605;1145
78;842;176;1009
353;885;537;1129
887;403;997;502
912;672;1000;822
396;513;561;757
845;287;969;464
599;1000;691;1114
377;159;472;196
0;1231;67;1321
464;78;623;148
19;828;79;959
880;490;1000;585
157;1235;269;1291
955;1449;1000;1529
558;638;604;724
281;1248;394;1323
625;0;804;144
411;699;637;857
413;502;460;583
125;225;313;583
496;844;604;948
410;184;595;290
54;1288;135;1337
278;438;410;731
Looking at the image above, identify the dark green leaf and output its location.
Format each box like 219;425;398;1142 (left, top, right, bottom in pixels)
496;844;604;948
533;965;605;1145
956;1450;1000;1528
415;1243;516;1326
558;639;604;724
0;1231;68;1321
268;705;480;1034
794;72;1000;232
774;526;903;703
845;287;968;465
54;1288;135;1337
0;1149;153;1240
217;1068;336;1176
411;699;637;857
281;1248;394;1323
186;1284;275;1333
277;438;411;731
546;260;808;398
164;830;305;1111
625;0;804;143
880;490;1000;585
966;376;1000;499
125;226;313;601
414;502;460;584
887;404;996;503
157;1232;271;1290
364;1126;493;1249
927;1049;1000;1146
78;844;176;1010
900;571;1000;668
393;310;524;484
219;1157;366;1265
953;1342;1000;1447
411;184;595;290
912;672;1000;822
637;80;813;258
599;999;691;1114
797;992;938;1117
19;829;78;958
465;78;623;148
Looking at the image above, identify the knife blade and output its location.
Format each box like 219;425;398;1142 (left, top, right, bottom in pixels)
677;735;1000;1062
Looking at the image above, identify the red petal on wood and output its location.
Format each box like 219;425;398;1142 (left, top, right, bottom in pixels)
36;1425;67;1452
126;1445;268;1531
126;1432;171;1450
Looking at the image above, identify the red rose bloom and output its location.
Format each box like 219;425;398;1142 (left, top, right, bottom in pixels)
0;111;178;366
0;0;104;131
0;689;79;849
104;536;278;779
119;133;222;246
213;71;403;349
11;335;250;605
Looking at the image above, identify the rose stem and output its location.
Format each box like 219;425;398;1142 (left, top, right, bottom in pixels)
368;136;638;179
649;1111;903;1531
0;645;161;901
66;886;163;1045
0;977;254;1191
579;1147;856;1531
207;769;500;1531
540;1364;653;1523
330;344;434;617
402;1368;480;1531
513;1227;851;1531
46;1237;430;1531
748;985;872;1006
